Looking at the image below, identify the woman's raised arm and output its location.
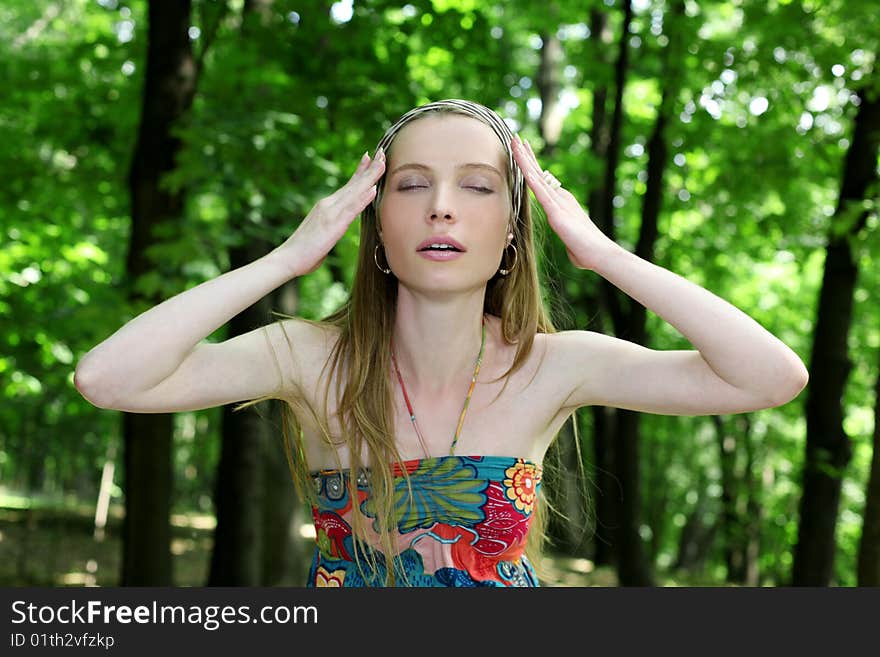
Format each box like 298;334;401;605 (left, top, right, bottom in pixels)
75;252;297;412
74;147;385;412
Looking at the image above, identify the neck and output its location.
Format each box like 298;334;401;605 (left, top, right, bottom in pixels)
391;286;488;394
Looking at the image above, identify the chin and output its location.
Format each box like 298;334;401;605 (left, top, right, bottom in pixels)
399;271;489;295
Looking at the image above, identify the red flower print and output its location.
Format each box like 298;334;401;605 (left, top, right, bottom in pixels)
313;510;354;561
504;460;539;514
433;523;504;584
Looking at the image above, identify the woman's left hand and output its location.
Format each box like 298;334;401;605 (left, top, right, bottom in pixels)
511;135;618;271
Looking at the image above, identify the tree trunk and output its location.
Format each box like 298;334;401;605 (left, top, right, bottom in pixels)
792;79;879;586
592;0;634;578
533;15;592;557
121;413;173;584
204;0;287;588
673;479;716;576
614;409;653;584
713;415;750;583
742;415;761;586
207;239;275;585
645;428;670;563
606;0;690;587
262;278;309;586
586;6;615;570
537;27;564;156
545;419;591;554
261;399;303;586
122;0;197;586
857;346;880;585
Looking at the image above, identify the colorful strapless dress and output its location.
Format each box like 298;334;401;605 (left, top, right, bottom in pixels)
307;455;543;587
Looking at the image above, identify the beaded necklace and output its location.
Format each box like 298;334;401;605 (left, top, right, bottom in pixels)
390;315;487;457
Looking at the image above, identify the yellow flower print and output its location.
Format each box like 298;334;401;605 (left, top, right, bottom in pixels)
315;566;346;587
504;460;540;514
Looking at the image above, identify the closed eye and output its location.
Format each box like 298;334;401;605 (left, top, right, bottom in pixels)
397;185;493;193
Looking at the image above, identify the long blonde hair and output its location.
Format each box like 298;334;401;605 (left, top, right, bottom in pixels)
238;99;576;585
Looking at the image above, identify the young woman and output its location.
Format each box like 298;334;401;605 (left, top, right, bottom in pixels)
75;99;809;587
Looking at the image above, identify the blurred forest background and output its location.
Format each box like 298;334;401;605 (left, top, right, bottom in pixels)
0;0;878;588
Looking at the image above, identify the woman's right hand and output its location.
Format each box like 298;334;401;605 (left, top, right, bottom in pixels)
273;147;386;277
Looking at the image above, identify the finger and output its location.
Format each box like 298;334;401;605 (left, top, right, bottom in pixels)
354;146;384;175
370;148;386;178
513;138;547;190
351;185;378;218
513;137;543;185
353;151;371;176
513;139;564;210
341;149;383;198
511;135;532;177
522;139;563;193
523;139;547;183
364;148;385;185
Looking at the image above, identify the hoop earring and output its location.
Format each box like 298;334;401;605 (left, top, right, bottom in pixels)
374;244;391;274
498;243;518;276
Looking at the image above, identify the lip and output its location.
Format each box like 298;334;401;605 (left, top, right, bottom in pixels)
418;249;464;261
416;236;467;252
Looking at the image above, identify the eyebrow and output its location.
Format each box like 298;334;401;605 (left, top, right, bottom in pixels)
389;162;504;179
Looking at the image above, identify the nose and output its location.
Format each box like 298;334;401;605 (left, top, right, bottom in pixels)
428;185;456;222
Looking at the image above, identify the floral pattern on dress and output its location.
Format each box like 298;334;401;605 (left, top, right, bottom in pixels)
503;459;540;514
314;510;354;561
362;456;488;533
314;566;346;587
307;455;543;587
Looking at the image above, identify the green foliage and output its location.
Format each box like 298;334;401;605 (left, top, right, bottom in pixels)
0;0;876;586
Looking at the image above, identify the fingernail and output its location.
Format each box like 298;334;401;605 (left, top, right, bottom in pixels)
361;151;369;162
377;146;385;160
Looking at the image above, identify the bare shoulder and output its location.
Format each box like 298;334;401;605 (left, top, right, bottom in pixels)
540;329;781;416
483;315;549;375
268;317;340;400
532;330;600;407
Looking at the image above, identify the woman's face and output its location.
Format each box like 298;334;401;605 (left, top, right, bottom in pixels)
377;114;512;293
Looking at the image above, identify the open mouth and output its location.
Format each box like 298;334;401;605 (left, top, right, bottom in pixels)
418;245;463;253
417;245;464;260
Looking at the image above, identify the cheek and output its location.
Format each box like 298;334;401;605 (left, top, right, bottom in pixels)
378;192;418;220
377;195;402;233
